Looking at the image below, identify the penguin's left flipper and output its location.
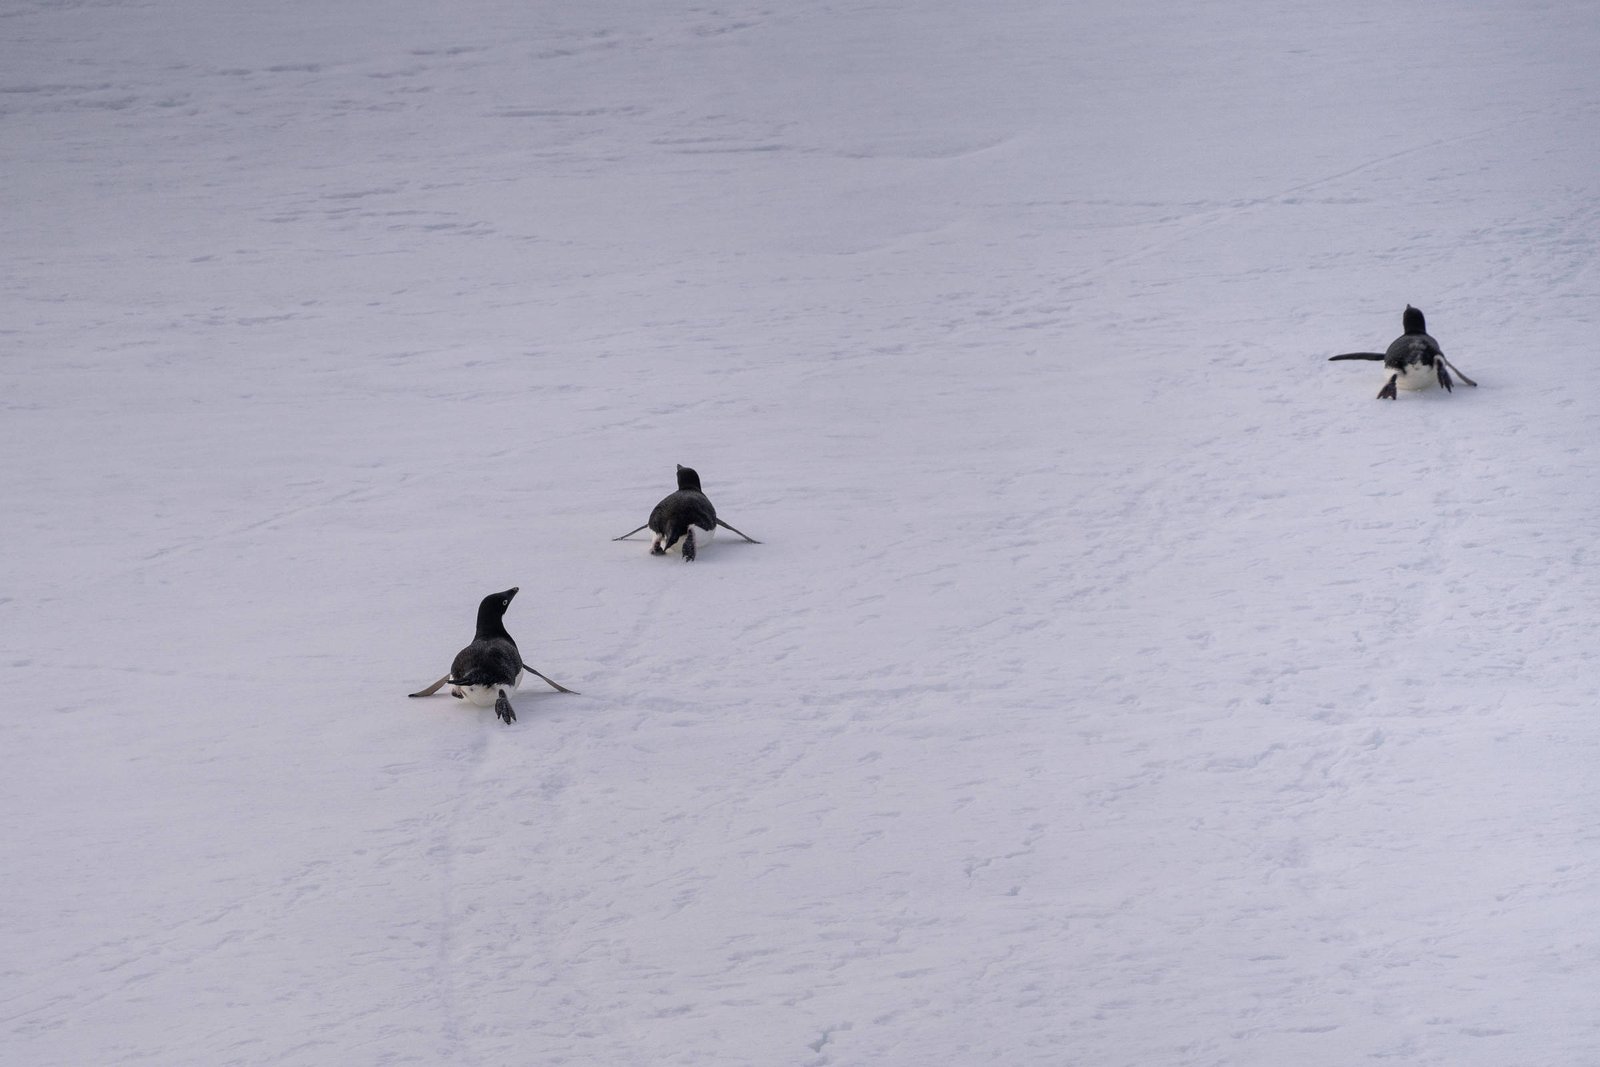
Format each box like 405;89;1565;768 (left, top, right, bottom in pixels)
523;663;580;695
1437;361;1454;392
409;674;451;698
494;690;516;725
1441;355;1478;387
1328;352;1386;362
715;518;762;544
611;523;650;542
1378;374;1399;400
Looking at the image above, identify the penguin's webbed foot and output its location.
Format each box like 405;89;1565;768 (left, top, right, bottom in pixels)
682;529;696;562
1377;375;1398;400
1437;362;1453;392
495;690;516;725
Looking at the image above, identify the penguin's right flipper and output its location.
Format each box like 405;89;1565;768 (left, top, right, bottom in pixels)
612;523;651;542
494;690;516;725
715;518;762;544
1329;352;1386;361
1377;374;1399;400
409;674;451;698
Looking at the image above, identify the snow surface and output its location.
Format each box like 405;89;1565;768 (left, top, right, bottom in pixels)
4;1;1599;1064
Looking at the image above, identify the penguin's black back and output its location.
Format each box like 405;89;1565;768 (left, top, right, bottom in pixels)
649;465;716;549
453;588;521;688
649;489;717;535
1385;306;1441;370
452;639;520;688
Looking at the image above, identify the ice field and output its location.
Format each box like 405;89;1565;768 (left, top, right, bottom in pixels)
3;1;1599;1064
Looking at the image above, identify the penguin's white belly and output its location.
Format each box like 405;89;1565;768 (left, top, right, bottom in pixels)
454;673;521;706
654;524;715;555
1394;363;1438;391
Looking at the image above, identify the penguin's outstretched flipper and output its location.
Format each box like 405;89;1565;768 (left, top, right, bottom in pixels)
522;662;579;694
611;523;650;541
409;674;451;698
715;518;762;544
1441;355;1478;387
1328;352;1386;362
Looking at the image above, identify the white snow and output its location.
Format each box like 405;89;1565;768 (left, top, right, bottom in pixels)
4;1;1599;1064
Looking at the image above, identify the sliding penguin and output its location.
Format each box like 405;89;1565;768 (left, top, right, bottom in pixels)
1328;306;1478;399
408;587;577;724
612;464;762;561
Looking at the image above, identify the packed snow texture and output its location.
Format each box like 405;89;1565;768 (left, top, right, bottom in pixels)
3;1;1598;1064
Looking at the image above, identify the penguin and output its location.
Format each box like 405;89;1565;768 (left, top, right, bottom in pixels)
612;465;762;561
1328;306;1478;399
408;587;577;723
649;464;717;561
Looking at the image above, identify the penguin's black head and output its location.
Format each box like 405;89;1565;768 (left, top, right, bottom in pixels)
675;464;703;492
1402;305;1427;335
478;587;518;617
